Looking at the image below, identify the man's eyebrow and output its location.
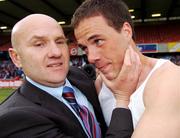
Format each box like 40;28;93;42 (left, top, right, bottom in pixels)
29;35;66;41
87;34;100;42
29;35;45;41
55;36;67;40
77;34;101;47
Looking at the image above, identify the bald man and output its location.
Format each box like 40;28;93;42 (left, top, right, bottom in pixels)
0;14;141;138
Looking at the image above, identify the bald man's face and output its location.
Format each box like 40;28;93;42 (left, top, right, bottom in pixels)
9;15;70;87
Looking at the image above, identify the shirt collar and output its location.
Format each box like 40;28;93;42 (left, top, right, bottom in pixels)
26;76;74;98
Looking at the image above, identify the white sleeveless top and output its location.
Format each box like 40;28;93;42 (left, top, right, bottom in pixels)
98;59;168;127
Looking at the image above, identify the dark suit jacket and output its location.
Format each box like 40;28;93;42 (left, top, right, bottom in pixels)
0;66;133;138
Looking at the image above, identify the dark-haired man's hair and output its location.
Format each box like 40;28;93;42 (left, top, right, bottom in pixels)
71;0;135;39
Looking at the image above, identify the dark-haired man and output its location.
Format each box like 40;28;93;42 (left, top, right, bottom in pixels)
72;0;180;137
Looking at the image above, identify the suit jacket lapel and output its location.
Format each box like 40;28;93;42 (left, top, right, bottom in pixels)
19;80;85;133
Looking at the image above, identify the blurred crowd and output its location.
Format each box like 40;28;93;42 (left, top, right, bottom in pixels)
0;60;23;80
167;55;180;65
147;54;180;66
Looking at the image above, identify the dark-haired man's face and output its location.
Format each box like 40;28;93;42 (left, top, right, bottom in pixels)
75;15;131;80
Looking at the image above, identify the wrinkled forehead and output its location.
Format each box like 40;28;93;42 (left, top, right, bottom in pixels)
16;16;63;34
12;15;64;44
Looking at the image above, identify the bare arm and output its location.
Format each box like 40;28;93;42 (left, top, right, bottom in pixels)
132;63;180;138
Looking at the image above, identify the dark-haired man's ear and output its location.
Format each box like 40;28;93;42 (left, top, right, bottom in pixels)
8;48;22;68
121;22;133;40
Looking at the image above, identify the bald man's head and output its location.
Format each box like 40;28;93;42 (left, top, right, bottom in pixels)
11;14;63;51
9;14;70;87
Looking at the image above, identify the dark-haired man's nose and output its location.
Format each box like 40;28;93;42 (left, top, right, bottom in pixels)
87;47;100;64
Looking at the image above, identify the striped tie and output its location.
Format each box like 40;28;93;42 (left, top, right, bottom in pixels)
62;86;101;138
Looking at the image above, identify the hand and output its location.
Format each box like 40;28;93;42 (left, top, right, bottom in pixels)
100;46;142;108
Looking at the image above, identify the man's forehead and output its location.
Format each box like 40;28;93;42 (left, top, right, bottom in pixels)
75;28;104;45
13;14;62;34
75;16;108;38
29;33;66;41
14;22;63;39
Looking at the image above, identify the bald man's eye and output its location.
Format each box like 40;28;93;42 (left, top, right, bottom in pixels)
34;42;45;47
56;39;67;45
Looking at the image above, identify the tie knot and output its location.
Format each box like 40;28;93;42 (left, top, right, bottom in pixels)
62;86;76;103
63;86;74;94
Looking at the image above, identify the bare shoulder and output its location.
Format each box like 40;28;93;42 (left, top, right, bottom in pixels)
132;61;180;138
144;61;180;107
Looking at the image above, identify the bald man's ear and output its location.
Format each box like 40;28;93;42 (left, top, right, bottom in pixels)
120;22;133;41
8;48;22;68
